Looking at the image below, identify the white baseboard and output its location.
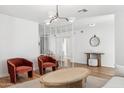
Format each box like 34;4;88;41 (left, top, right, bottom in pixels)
0;73;9;78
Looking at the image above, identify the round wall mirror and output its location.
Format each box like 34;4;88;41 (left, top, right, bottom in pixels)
89;35;100;47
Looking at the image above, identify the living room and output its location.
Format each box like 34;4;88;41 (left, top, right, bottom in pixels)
0;0;124;92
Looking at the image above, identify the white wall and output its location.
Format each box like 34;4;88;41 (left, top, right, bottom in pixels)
72;14;115;67
115;11;124;66
0;14;39;77
48;14;115;68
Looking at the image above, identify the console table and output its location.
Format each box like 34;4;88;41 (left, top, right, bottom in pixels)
85;52;104;67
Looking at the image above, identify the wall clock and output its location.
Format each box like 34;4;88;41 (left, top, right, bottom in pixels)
89;35;100;47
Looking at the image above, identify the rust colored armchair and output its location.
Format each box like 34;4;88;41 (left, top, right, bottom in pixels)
7;58;33;83
38;55;58;75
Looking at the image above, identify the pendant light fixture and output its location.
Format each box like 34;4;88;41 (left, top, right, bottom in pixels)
45;5;75;25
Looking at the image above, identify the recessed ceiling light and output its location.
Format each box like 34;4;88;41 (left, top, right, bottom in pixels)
89;24;96;27
78;9;88;13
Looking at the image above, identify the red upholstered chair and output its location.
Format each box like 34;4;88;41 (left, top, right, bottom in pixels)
38;55;58;75
7;58;33;83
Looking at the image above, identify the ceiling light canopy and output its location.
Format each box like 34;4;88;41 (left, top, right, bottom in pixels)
45;5;75;25
89;23;96;27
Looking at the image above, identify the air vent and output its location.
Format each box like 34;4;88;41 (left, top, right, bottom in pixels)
78;9;88;13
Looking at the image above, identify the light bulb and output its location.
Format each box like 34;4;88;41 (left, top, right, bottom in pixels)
69;17;76;23
44;20;50;25
46;22;50;25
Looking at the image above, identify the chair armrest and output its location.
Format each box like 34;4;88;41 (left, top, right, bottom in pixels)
8;62;15;67
7;62;16;73
38;58;43;65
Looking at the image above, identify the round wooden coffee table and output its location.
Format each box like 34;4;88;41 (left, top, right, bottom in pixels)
40;67;90;88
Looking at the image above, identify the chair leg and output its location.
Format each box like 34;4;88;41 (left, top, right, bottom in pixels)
52;67;56;71
39;69;42;75
28;71;33;78
40;68;45;75
39;67;42;75
10;73;16;83
16;74;18;77
43;68;46;74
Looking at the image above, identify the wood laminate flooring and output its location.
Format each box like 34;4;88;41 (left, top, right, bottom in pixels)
0;62;115;88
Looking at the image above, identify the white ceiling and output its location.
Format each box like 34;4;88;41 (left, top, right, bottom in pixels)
0;5;123;24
